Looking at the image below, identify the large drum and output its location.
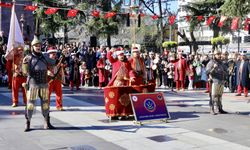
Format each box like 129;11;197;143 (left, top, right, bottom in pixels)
103;84;155;117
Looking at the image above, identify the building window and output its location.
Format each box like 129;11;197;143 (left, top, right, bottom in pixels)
232;36;242;43
244;36;250;43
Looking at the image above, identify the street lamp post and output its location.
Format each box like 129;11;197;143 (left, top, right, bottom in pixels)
63;0;75;44
237;29;240;52
130;0;139;45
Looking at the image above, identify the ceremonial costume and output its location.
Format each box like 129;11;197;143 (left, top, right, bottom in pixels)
236;53;250;97
6;59;13;89
47;47;64;111
23;37;56;131
69;53;81;90
206;50;228;115
105;49;135;118
107;50;135;86
12;47;27;107
174;52;188;90
129;47;147;85
96;53;109;87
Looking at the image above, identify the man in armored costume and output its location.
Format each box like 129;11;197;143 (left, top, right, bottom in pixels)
22;36;57;132
206;50;228;115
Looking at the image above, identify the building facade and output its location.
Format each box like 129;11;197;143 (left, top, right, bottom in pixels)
0;0;35;42
177;0;250;53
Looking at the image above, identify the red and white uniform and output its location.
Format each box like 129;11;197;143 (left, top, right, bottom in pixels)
47;48;64;109
107;51;135;86
12;48;27;105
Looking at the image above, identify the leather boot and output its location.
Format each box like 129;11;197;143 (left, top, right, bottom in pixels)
218;108;228;114
24;120;31;132
44;116;56;130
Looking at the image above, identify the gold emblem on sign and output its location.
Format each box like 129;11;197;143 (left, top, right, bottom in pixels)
109;91;115;98
119;93;130;107
109;104;115;110
105;97;109;103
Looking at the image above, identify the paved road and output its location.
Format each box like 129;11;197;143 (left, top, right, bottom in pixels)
0;87;250;150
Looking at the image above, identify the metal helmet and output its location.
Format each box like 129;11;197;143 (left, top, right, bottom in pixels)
31;36;41;46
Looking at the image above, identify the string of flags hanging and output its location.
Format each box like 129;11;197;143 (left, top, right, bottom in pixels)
0;2;249;31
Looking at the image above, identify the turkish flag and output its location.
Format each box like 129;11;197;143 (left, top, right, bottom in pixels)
105;12;116;18
206;16;216;26
24;5;38;11
218;16;228;27
185;16;191;22
140;13;145;17
231;17;239;31
168;15;176;25
244;18;250;31
197;15;204;21
91;10;100;17
151;15;158;20
67;9;78;17
0;2;12;8
44;8;59;15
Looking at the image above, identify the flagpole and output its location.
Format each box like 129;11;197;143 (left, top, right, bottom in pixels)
11;0;16;85
11;0;16;45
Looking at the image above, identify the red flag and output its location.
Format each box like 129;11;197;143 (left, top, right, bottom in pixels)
185;16;191;22
105;12;116;18
197;15;204;21
0;2;12;8
24;5;38;11
244;18;250;31
218;16;228;27
206;16;216;25
231;17;239;31
151;15;158;20
91;10;100;17
44;8;59;15
168;15;176;25
140;13;145;17
67;9;78;17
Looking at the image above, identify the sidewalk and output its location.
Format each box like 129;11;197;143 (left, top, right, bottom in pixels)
0;87;250;150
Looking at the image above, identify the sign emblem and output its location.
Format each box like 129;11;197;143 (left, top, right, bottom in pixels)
132;96;138;102
144;99;156;112
157;94;163;100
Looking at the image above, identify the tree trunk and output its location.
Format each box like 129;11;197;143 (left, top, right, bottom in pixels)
190;31;198;54
212;27;220;52
107;34;111;47
177;30;192;53
158;0;164;52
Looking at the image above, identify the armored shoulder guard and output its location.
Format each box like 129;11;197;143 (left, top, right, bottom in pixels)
23;55;32;64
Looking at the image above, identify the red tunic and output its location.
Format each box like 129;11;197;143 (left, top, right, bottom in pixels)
174;57;188;81
129;57;146;85
107;51;135;86
96;58;108;84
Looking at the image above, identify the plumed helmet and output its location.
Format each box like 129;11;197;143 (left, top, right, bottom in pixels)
31;36;41;46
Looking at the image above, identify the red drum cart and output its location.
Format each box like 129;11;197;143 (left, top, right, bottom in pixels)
103;83;155;118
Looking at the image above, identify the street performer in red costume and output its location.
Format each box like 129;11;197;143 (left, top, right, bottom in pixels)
47;47;65;111
96;52;109;88
105;47;136;120
11;46;27;107
174;50;188;91
129;47;147;85
107;47;135;86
